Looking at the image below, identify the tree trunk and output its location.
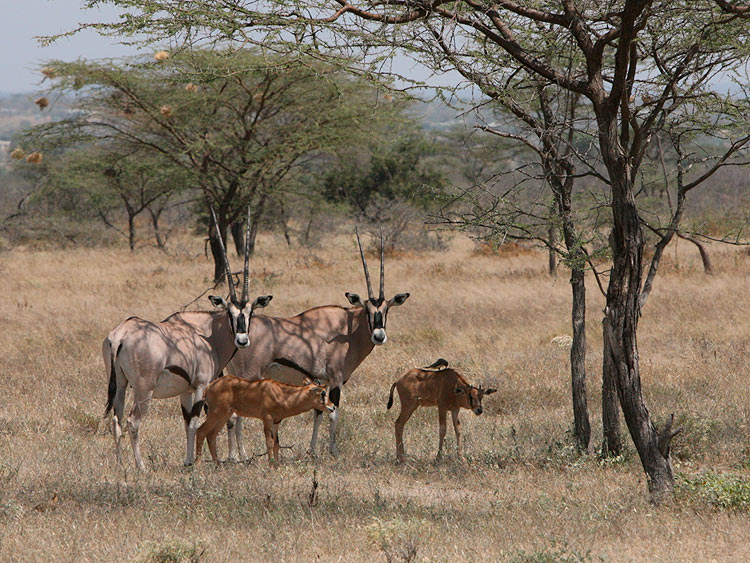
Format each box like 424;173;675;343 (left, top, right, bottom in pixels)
678;233;713;274
127;213;136;251
209;219;231;285
247;193;268;257
550;174;590;453
548;220;558;277
601;336;622;456
230;221;244;257
570;262;590;452
605;168;676;503
149;207;165;249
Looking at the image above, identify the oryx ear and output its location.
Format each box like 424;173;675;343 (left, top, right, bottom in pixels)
485;388;497;395
388;293;410;307
345;292;365;307
252;295;273;310
208;295;227;309
454;387;465;395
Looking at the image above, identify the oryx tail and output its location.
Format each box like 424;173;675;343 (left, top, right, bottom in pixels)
104;339;120;417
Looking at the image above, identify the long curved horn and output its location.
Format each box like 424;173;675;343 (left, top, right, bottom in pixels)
379;227;385;301
355;227;374;300
209;206;237;302
242;205;251;304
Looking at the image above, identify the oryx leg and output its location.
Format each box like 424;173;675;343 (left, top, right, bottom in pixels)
181;386;206;466
309;409;323;458
451;409;462;458
436;407;448;461
127;390;153;471
394;401;417;463
225;415;239;461
111;370;127;466
233;416;248;461
328;386;341;457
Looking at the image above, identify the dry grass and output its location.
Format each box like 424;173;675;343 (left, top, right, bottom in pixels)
1;232;749;562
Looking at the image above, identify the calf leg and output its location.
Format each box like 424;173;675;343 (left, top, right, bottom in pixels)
272;423;280;460
436;408;447;460
263;420;277;464
196;408;230;463
394;402;417;462
451;409;462;457
127;391;152;471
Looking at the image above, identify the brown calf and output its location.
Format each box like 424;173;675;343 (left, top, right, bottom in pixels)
195;375;335;463
387;359;496;462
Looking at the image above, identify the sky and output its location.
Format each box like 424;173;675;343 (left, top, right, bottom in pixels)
1;1;742;96
1;0;140;94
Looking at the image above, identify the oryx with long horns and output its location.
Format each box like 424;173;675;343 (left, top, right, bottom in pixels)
102;207;272;470
226;228;409;458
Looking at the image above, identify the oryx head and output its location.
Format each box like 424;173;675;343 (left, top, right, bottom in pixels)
345;227;409;346
208;206;272;349
454;383;497;416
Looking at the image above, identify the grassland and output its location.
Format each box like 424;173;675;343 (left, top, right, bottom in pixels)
1;232;749;562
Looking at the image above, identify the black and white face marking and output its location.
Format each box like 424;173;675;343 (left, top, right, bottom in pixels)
345;292;410;346
209;294;272;348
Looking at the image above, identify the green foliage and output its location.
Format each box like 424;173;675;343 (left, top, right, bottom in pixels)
679;471;750;511
322;133;447;216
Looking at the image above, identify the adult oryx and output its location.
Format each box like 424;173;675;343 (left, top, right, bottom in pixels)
226;228;409;458
102;208;272;470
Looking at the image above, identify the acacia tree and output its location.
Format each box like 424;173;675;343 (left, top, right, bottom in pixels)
28;49;393;280
55;0;750;502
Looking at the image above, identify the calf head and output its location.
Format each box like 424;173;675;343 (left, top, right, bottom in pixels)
345;228;409;346
209;206;272;349
455;383;497;415
308;384;336;413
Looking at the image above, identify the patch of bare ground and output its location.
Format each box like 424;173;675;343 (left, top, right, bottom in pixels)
1;233;749;561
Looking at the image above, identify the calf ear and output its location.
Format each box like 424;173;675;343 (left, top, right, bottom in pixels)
454;387;465;395
485;388;497;395
208;295;227;309
252;295;273;310
388;293;410;307
345;292;364;307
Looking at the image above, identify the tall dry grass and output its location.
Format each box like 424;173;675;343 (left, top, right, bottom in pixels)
1;232;749;561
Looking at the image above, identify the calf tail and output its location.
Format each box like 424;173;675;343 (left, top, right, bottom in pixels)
387;381;397;410
103;339;117;417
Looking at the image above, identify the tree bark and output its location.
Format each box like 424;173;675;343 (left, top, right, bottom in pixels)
601;336;623;456
127;212;135;251
209;218;231;285
678;233;713;274
605;166;676;503
570;262;590;452
247;192;268;257
148;207;165;249
548;220;558;277
230;221;244;257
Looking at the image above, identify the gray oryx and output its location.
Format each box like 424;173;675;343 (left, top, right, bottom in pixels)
226;228;409;458
102;208;272;470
